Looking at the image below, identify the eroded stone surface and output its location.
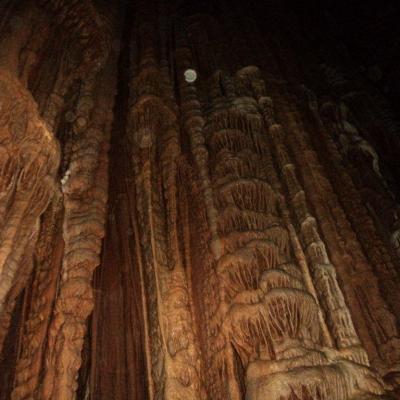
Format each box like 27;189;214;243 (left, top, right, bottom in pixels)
0;1;400;400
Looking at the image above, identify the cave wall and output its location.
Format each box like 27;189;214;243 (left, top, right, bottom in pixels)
0;0;400;399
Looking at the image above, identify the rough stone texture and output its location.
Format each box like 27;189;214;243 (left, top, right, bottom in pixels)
0;0;400;399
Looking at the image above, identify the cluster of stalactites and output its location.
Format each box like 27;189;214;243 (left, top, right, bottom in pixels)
189;65;392;399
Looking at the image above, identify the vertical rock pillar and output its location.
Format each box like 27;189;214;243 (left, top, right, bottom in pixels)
128;6;203;399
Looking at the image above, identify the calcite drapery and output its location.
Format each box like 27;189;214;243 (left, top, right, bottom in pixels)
0;68;59;348
1;0;400;399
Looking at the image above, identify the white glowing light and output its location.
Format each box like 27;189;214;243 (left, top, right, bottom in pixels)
184;69;197;83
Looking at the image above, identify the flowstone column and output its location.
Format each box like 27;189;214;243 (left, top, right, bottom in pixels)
320;65;400;271
38;62;116;400
0;70;59;331
0;1;112;371
236;66;394;399
127;10;203;400
297;87;400;373
0;1;60;332
176;43;392;396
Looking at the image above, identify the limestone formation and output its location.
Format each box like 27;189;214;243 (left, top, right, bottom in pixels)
0;1;400;400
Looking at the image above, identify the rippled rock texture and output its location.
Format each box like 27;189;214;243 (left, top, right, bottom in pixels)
0;0;400;399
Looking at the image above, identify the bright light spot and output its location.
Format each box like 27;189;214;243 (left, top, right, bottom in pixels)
184;69;197;83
